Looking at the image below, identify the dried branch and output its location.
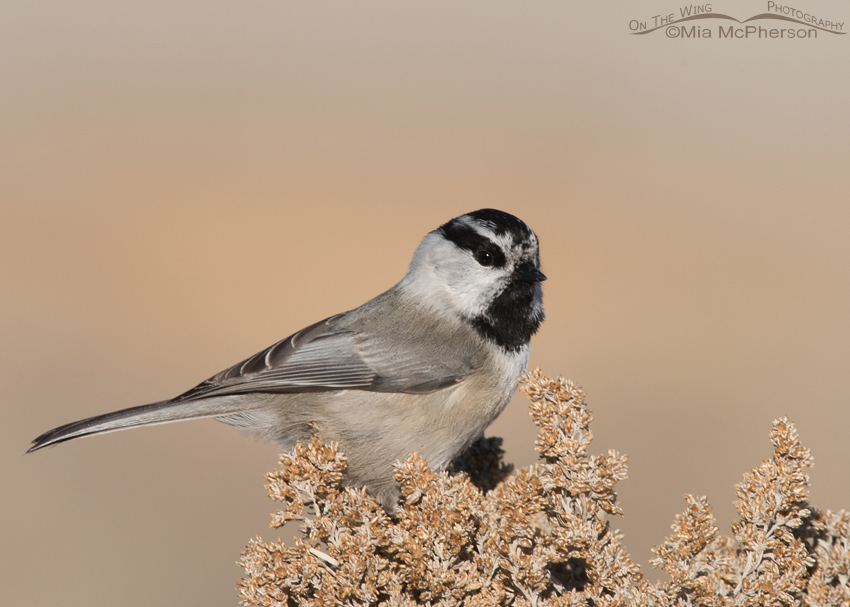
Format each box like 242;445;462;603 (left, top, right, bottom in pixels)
238;370;850;607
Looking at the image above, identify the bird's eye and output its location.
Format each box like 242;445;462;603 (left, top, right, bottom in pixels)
474;249;494;267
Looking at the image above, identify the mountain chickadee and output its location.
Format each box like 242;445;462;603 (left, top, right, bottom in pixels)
29;209;545;509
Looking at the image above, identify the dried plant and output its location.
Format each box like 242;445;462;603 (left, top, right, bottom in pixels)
238;370;850;606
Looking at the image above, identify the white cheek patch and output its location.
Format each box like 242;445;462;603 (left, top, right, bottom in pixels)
399;233;511;321
445;266;507;318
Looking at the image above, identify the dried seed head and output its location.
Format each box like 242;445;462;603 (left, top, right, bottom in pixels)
238;370;849;607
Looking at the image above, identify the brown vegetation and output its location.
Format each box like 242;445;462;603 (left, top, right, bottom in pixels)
239;370;850;606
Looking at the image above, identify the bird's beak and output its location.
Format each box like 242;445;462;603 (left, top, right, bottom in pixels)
517;265;547;282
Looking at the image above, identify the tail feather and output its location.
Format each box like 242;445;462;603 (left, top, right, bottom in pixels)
27;396;252;453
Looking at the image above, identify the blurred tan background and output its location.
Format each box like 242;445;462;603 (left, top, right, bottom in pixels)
2;1;849;605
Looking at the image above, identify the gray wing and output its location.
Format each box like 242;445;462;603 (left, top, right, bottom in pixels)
172;314;473;403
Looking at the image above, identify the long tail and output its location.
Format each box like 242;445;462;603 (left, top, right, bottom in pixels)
27;396;251;453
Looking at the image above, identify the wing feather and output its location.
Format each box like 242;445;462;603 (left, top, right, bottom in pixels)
173;313;471;402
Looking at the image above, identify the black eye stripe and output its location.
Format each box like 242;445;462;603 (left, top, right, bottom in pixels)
438;221;507;268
